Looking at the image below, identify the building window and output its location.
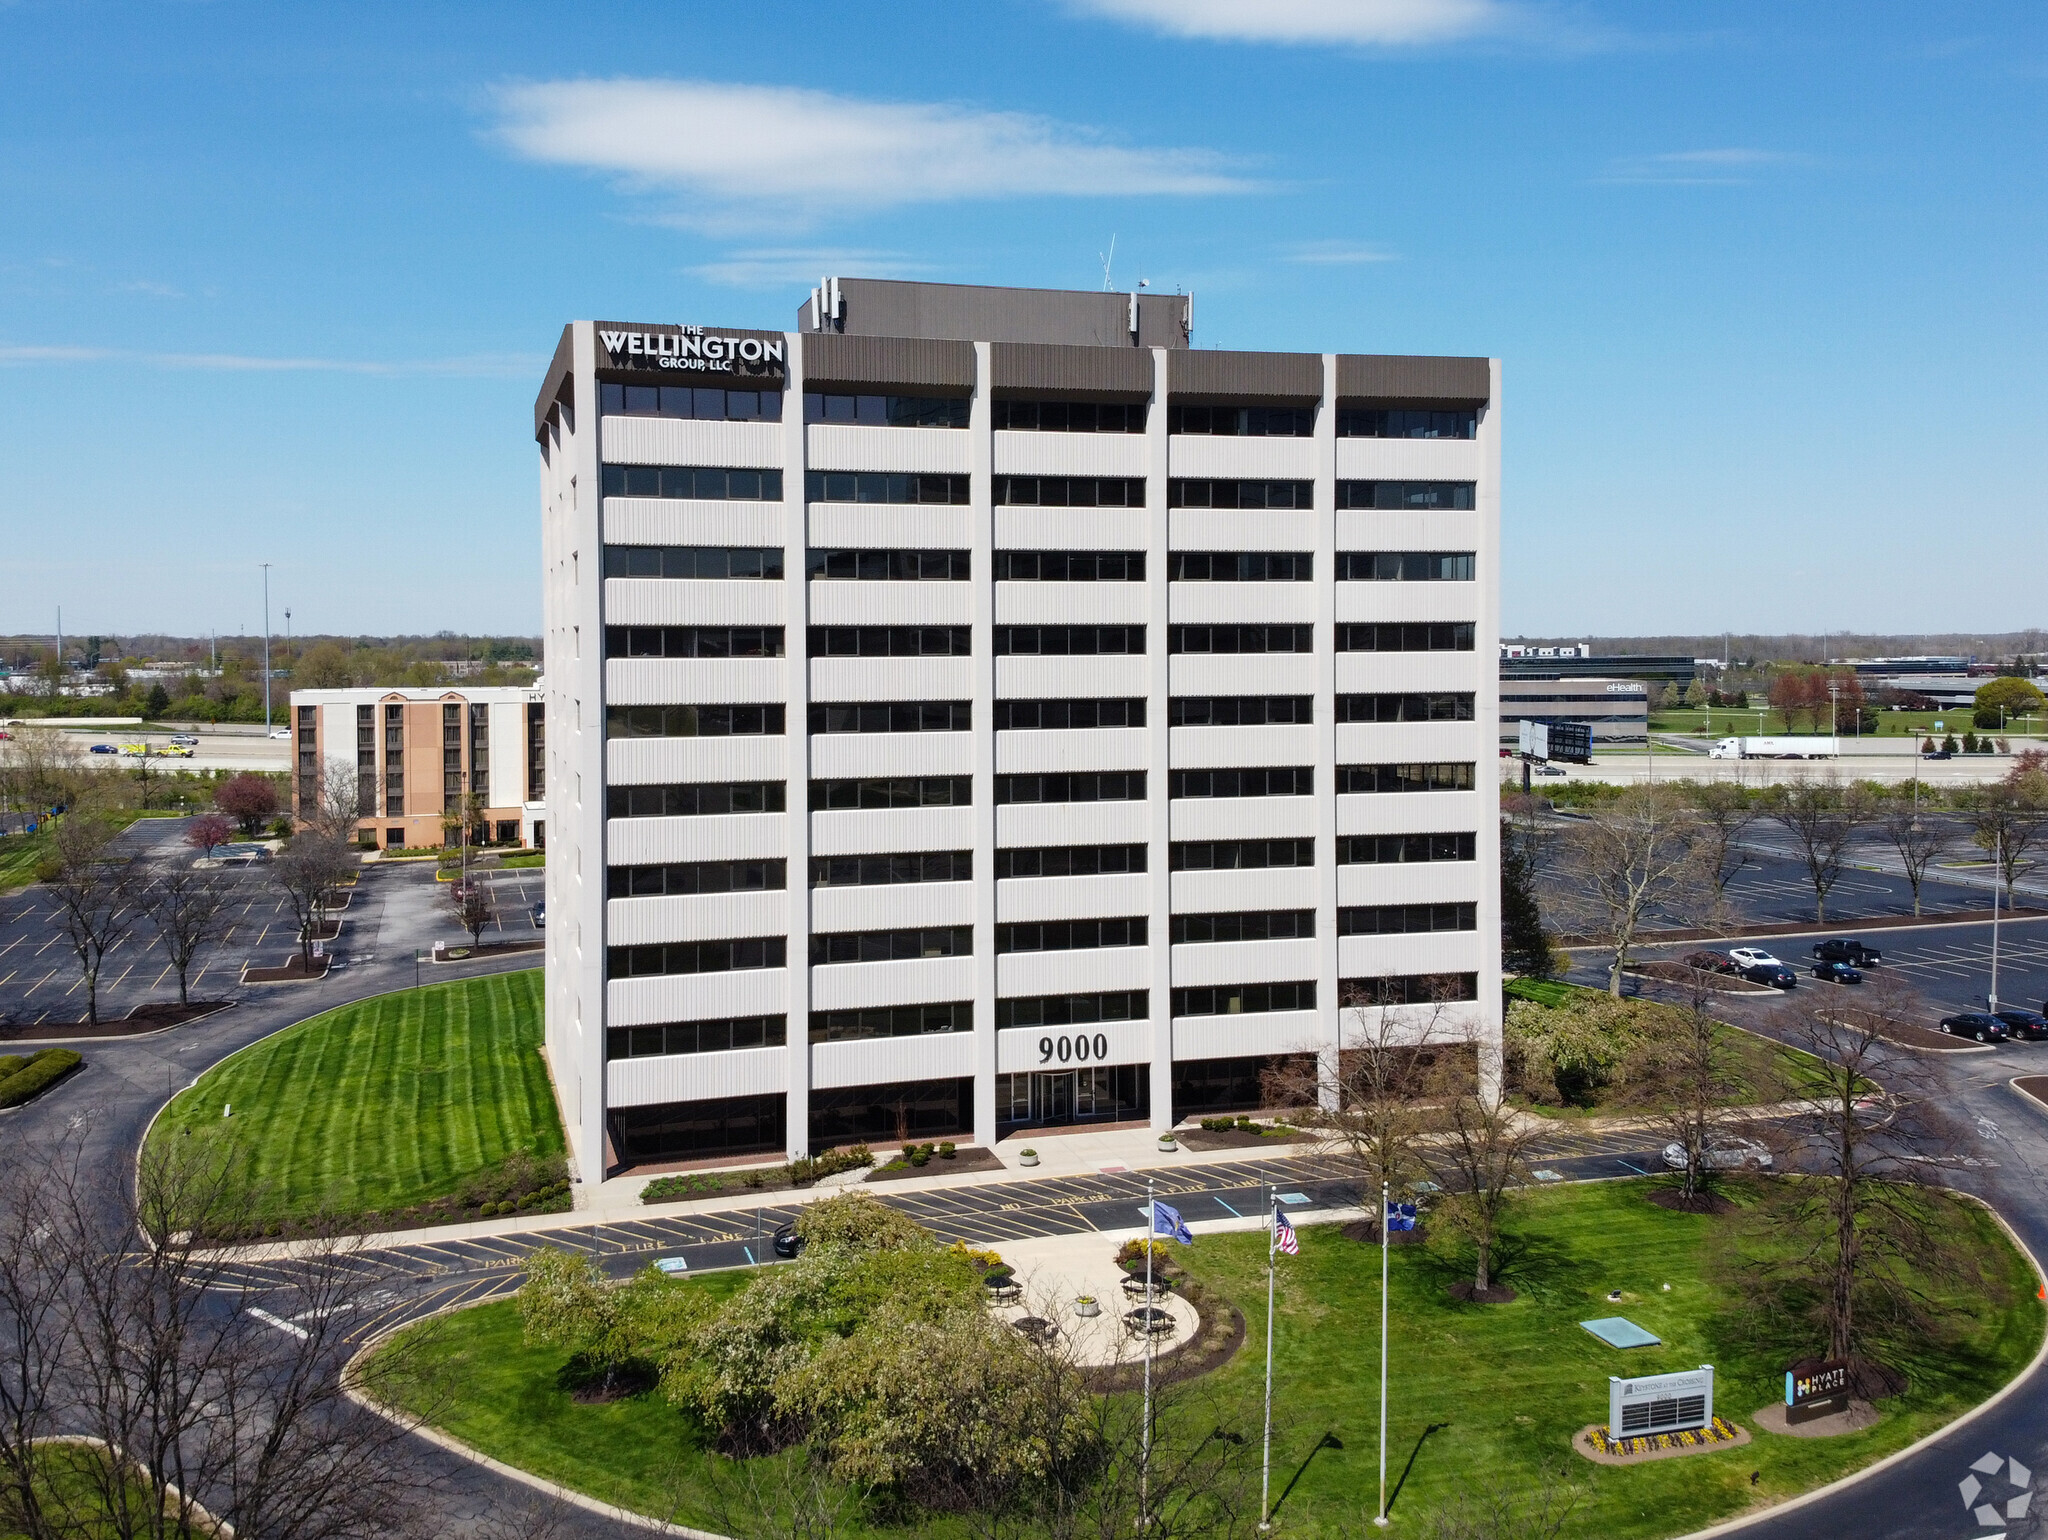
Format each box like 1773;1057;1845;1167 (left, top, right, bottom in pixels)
1169;767;1313;799
600;464;783;501
609;1095;786;1163
810;926;974;964
992;550;1144;581
996;991;1147;1029
1170;838;1314;871
1336;408;1477;440
993;699;1145;731
1340;903;1478;936
607;781;787;817
443;702;462;811
604;704;785;739
607;937;788;978
295;705;317;815
809;776;970;810
607;859;787;898
1167;404;1313;436
599;383;784;422
1170;1055;1309;1117
993;844;1146;879
991;626;1144;657
810;1079;973;1144
807;701;970;734
1340;833;1477;864
1341;972;1479;1005
606;626;785;659
1169;697;1312;727
1336;552;1475;582
997;1066;1147;1128
1336;622;1475;653
1168;624;1313;655
991;399;1146;432
995;917;1147;954
809;1003;972;1043
468;703;489;806
606;1015;789;1058
1172;981;1316;1018
994;772;1145;805
602;545;785;580
809;626;969;658
1337;763;1477;794
806;549;969;581
1336;692;1477;723
1168;480;1312;510
992;476;1145;508
1337;480;1476;511
1170;910;1314;944
809;851;971;888
383;704;404;817
804;471;969;505
357;705;377;817
1167;552;1312;582
803;392;968;427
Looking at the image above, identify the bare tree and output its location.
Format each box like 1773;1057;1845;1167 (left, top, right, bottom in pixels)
1960;783;2048;906
1422;1044;1543;1299
0;727;82;818
137;860;234;1005
1624;979;1751;1208
1683;776;1759;903
1766;773;1873;923
452;881;498;948
1551;783;1711;996
299;756;367;845
1877;796;1951;916
273;831;354;964
129;743;166;811
44;813;139;1024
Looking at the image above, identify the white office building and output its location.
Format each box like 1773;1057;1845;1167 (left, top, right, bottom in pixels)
535;279;1501;1176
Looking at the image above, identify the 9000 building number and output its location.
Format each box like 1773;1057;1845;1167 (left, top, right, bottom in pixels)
1038;1033;1112;1064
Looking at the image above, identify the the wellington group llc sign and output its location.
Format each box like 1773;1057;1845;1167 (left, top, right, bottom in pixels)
599;326;786;377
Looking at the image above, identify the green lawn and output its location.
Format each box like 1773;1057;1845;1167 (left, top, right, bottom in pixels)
370;1181;2041;1540
148;971;560;1221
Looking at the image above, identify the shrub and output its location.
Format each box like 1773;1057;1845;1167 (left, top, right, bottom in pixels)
947;1241;1005;1271
937;1141;956;1159
0;1056;24;1081
1200;1116;1234;1132
641;1172;726;1204
455;1148;569;1211
0;1049;83;1109
1116;1238;1171;1272
793;1190;929;1253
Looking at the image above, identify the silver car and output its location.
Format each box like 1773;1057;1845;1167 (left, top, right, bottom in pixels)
1661;1137;1772;1171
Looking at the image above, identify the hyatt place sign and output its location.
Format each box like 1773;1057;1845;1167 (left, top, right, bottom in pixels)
598;326;786;378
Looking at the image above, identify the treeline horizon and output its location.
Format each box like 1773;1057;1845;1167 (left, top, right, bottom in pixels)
1501;629;2048;664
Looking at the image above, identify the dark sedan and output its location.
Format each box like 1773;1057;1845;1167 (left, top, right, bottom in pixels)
1994;1009;2048;1042
1684;950;1737;975
1813;938;1882;966
1742;962;1798;989
1939;1013;2010;1043
1812;961;1863;985
772;1225;805;1259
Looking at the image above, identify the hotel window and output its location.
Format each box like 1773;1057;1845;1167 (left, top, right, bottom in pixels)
442;704;462;811
295;706;317;815
382;705;404;817
991;400;1146;432
598;383;784;422
468;703;489;805
525;702;544;802
802;392;969;427
599;465;784;501
356;705;376;817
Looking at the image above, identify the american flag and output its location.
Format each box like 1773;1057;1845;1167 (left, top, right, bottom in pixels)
1273;1206;1299;1255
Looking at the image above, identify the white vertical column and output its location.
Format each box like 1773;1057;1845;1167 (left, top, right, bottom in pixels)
1475;359;1506;1077
565;322;608;1178
1314;356;1341;1109
1146;347;1174;1131
971;344;999;1150
783;334;814;1157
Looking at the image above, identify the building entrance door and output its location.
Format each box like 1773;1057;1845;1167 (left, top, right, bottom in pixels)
1039;1071;1073;1123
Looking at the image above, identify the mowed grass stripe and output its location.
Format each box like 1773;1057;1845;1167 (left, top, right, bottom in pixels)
152;971;559;1219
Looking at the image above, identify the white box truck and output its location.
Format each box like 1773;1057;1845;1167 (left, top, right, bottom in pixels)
1708;737;1838;760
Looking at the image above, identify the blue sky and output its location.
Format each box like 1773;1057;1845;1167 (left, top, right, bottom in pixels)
3;1;2044;644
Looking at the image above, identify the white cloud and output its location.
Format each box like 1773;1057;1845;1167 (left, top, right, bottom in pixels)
116;279;184;299
1067;0;1509;47
686;248;936;288
489;79;1254;228
1596;148;1810;186
1282;240;1398;264
0;345;534;377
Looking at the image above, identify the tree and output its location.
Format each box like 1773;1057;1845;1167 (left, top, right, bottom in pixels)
453;882;496;947
1551;783;1710;996
215;771;280;836
1504;991;1648;1108
128;742;165;810
44;813;137;1024
272;832;353;963
1960;784;2048;905
1876;795;1950;916
300;757;366;844
0;727;82;817
295;639;356;690
520;1247;640;1397
1684;777;1759;902
137;860;233;1005
1624;981;1751;1207
1422;1043;1542;1299
1974;676;2046;731
1766;773;1873;922
187;812;235;860
1499;813;1552;977
1682;678;1708;710
142;681;171;718
1768;669;1823;733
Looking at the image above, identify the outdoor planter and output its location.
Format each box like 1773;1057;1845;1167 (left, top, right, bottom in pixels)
1156;1134;1178;1152
1073;1295;1101;1318
1018;1149;1039;1167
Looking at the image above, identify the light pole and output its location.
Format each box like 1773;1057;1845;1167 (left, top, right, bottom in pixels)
261;563;273;734
1991;831;2003;1015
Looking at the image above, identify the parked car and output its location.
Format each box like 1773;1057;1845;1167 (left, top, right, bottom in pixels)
1727;946;1786;971
771;1225;805;1259
1661;1137;1773;1172
1938;1012;2009;1043
88;743;116;754
1813;938;1882;966
530;902;545;928
1683;950;1737;975
1812;961;1863;985
1742;962;1798;989
1994;1009;2048;1041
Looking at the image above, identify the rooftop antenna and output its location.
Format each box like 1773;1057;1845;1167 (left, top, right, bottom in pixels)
1099;234;1116;292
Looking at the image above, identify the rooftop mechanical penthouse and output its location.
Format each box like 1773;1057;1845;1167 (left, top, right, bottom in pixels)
534;278;1502;1176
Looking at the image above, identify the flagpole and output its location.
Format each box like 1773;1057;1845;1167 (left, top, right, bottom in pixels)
1260;1184;1276;1532
1142;1173;1154;1530
1375;1180;1390;1527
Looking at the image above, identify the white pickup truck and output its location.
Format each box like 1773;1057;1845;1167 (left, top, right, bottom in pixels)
1708;736;1838;760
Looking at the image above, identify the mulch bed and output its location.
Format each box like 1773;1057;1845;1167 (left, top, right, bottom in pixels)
1176;1127;1313;1152
0;999;232;1041
1448;1281;1519;1304
1340;1219;1428;1246
865;1148;1006;1181
1626;962;1778;994
1575;1417;1749;1465
1878;1021;1996;1053
432;940;544;962
2012;1076;2048;1114
241;956;331;983
1080;1275;1245;1394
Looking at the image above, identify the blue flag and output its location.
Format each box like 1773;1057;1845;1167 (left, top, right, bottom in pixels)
1150;1200;1194;1245
1387;1202;1417;1233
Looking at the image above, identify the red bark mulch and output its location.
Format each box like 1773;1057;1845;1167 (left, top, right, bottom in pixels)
432;940;544;962
241;955;331;983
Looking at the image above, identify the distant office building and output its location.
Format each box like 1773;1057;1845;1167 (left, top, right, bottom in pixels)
1838;656;1972;677
1499;677;1647;748
287;685;545;849
1499;646;1695;686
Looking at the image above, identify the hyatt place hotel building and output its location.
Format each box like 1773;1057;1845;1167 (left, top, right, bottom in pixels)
535;279;1501;1176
